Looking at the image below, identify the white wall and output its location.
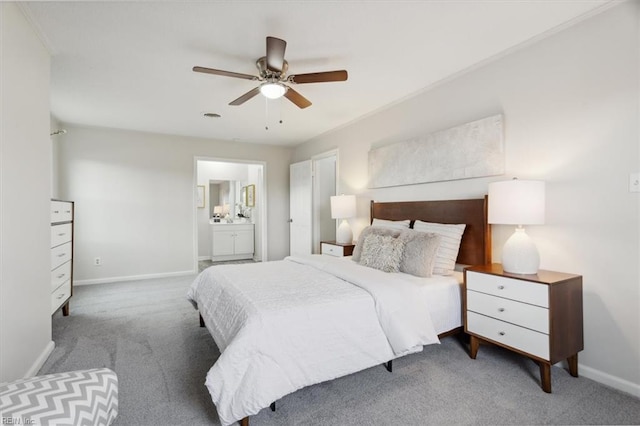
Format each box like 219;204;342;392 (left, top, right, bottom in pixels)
293;2;639;395
51;115;62;198
56;124;292;284
0;3;53;382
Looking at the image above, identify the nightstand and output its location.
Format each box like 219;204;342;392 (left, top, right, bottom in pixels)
320;241;355;257
464;264;583;393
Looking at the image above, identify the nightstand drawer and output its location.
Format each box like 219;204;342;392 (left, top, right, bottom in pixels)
321;243;345;257
466;271;548;308
467;290;549;333
467;311;549;360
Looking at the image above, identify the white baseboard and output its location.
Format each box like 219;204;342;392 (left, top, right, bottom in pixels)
25;340;55;378
75;270;195;286
580;364;640;398
198;255;210;261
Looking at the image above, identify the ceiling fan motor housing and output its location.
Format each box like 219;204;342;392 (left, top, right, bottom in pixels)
256;57;288;80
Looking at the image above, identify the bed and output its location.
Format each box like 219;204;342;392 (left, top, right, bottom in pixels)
187;197;490;426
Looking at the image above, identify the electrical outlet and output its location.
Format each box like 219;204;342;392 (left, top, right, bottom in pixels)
94;257;102;266
630;172;640;193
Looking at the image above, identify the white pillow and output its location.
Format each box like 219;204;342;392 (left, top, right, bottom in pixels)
412;221;466;276
371;218;410;229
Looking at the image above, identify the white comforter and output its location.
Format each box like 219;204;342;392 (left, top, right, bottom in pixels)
187;254;440;426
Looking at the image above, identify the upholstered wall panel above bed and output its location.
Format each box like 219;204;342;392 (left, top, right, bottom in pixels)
368;114;504;188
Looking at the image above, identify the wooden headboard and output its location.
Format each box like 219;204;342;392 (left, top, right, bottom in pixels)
370;197;491;266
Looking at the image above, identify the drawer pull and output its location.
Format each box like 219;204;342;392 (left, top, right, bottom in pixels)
57;253;66;257
497;285;505;290
499;331;506;336
57;233;66;236
57;273;66;279
56;293;66;299
53;210;60;213
498;308;505;312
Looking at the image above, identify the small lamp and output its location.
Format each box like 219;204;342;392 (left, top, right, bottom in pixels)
213;206;222;217
488;178;545;274
330;195;356;245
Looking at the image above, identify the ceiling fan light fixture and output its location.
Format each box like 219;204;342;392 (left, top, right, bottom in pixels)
260;82;287;99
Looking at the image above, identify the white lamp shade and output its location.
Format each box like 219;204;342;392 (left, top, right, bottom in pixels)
213;205;222;214
330;195;356;219
488;179;545;225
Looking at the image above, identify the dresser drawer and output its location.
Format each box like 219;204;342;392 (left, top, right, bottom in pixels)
51;242;72;270
467;311;549;360
466;271;548;308
51;201;73;223
51;223;72;248
467;290;549;334
51;261;72;291
51;280;71;314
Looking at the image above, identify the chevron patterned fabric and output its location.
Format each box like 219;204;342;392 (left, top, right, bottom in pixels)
0;368;118;426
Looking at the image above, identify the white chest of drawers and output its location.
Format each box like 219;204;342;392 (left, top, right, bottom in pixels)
464;264;583;393
51;200;74;316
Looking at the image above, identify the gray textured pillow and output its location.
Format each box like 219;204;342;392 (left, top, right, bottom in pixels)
352;226;403;262
359;233;405;273
398;230;441;278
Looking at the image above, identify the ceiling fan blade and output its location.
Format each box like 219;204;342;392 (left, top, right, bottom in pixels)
283;87;312;109
266;36;287;72
289;70;348;84
193;66;257;81
229;87;261;106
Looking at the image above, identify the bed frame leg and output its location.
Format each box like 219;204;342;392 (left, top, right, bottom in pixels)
270;402;276;411
240;417;249;426
199;314;205;328
384;360;393;372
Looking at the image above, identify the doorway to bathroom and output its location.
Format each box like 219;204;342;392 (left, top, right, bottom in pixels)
193;157;266;272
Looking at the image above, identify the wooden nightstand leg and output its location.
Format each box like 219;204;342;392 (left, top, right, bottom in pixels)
62;302;70;316
539;362;552;393
469;335;480;359
568;354;579;377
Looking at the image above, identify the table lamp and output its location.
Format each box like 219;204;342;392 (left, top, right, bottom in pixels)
488;179;545;274
330;195;356;244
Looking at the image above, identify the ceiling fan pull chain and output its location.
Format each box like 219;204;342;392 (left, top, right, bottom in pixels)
265;97;269;130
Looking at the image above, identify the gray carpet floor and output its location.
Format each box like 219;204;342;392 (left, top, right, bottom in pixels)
41;272;640;425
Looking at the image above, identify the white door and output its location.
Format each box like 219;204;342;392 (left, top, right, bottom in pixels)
289;160;313;255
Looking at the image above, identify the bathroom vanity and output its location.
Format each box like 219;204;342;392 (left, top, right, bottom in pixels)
210;222;255;261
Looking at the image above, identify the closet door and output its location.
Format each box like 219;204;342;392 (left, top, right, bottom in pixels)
289;160;312;256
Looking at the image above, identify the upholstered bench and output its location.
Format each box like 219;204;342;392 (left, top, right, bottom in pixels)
0;368;118;426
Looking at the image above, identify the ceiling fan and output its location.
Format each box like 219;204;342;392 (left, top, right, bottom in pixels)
193;36;348;109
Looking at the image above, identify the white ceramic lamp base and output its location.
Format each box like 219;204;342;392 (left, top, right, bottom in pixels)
336;219;353;244
501;227;540;274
